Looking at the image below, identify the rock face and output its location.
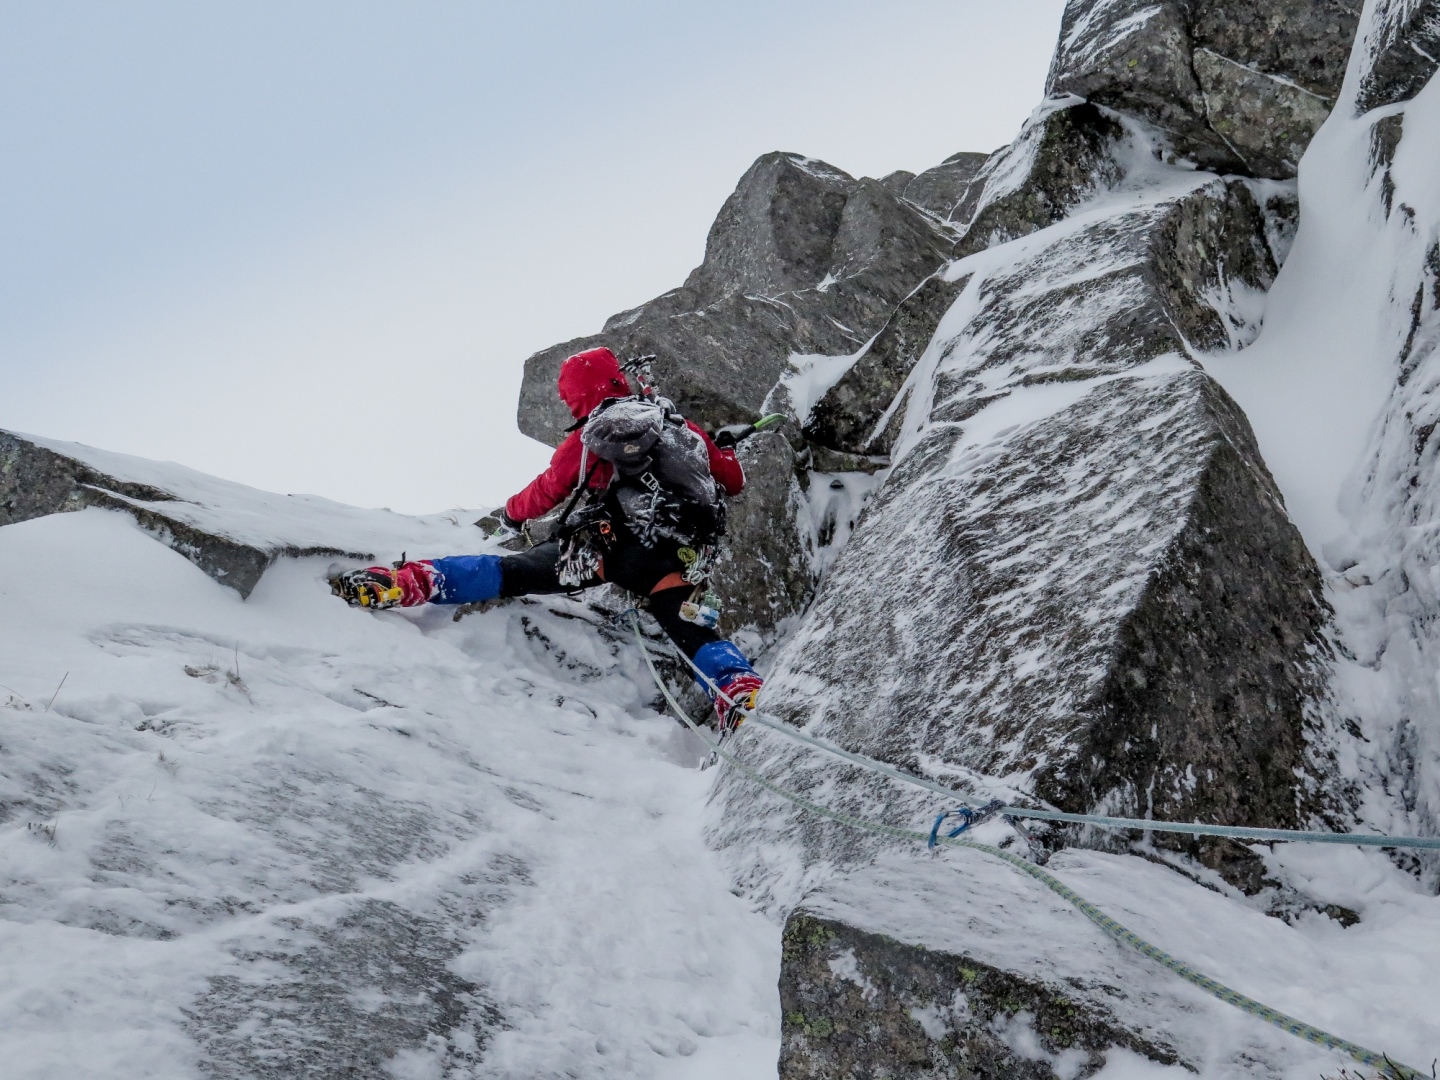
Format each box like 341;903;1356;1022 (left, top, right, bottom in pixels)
724;174;1342;892
711;174;1350;1071
810;174;1284;461
892;151;991;223
708;430;815;642
779;911;1177;1079
954;102;1128;259
1355;0;1440;112
517;152;957;447
1047;0;1359;178
805;272;971;455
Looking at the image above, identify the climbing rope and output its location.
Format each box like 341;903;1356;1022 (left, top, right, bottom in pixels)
628;614;1427;1078
660;626;1440;852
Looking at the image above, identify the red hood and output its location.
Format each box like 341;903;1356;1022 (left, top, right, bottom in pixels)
558;347;631;418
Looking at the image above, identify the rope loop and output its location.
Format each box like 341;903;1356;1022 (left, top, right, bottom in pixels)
625;613;1428;1078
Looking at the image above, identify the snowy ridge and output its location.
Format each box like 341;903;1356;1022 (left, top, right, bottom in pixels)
18;431;486;560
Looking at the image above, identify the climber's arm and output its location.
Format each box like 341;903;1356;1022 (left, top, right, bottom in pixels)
504;432;586;524
687;420;745;496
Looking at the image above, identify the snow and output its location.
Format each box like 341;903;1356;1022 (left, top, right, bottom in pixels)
0;506;780;1078
1203;2;1440;864
803;469;887;581
771;346;871;427
1061;2;1163;55
935;353;1195;469
17;430;487;557
791;839;1440;1075
1200;110;1403;548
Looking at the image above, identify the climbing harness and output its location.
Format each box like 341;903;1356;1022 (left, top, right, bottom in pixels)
627;613;1429;1077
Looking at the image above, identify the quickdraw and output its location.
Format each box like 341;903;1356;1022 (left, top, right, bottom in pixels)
928;799;1007;849
677;544;719;585
557;516;613;588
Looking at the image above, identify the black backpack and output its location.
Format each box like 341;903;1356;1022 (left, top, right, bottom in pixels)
580;397;726;546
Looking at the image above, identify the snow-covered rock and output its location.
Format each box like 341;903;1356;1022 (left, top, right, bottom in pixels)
516;153;958;448
709;5;1440;1074
0;429;465;597
1354;0;1440;112
889;150;992;224
1047;0;1359;179
805;271;970;456
777;909;1179;1077
953;100;1130;260
1208;0;1440;887
716;168;1344;899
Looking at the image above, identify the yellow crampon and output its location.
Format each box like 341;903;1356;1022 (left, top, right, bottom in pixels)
330;568;404;610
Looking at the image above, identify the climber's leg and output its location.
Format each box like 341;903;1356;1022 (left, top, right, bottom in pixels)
613;559;763;727
332;543;587;610
426;542;596;603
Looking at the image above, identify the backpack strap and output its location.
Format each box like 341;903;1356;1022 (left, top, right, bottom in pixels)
555;456;603;532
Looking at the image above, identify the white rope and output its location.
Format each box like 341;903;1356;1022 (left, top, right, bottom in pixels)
653;618;1440;850
628;614;1426;1079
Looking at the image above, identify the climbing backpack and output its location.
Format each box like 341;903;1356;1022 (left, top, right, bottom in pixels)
579;396;725;547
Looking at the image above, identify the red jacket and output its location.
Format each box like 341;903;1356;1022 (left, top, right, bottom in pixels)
506;347;744;523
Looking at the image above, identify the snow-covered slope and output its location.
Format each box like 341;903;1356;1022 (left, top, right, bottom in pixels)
6;497;1436;1079
0;506;779;1078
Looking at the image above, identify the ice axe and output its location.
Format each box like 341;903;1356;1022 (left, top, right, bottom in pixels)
713;413;786;450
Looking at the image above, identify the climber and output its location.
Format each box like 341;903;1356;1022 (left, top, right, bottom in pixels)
330;346;763;728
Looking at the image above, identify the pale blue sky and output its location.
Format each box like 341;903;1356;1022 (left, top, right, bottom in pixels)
0;1;1065;512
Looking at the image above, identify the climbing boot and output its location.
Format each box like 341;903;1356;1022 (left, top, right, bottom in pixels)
714;673;762;734
330;561;437;609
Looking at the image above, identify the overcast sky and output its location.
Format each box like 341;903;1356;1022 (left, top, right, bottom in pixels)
0;1;1065;513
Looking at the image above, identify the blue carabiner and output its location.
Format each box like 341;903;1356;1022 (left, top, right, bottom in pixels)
929;806;975;848
929;800;1008;848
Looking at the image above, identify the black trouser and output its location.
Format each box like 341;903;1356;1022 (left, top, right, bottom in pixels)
498;538;720;659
